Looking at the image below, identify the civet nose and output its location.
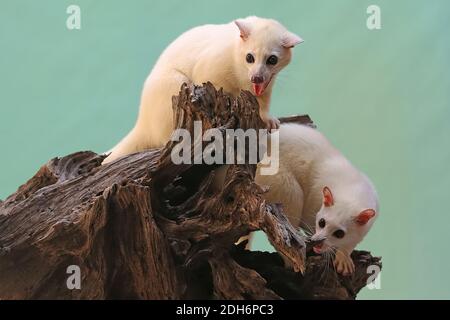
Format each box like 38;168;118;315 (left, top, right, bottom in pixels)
251;75;265;84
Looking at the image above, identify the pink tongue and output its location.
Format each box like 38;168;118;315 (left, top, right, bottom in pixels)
313;245;322;254
252;83;265;96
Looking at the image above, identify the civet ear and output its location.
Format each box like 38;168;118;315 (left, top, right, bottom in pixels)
323;186;334;207
234;19;251;40
355;209;376;226
281;32;304;48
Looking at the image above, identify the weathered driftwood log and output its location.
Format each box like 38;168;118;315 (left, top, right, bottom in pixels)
0;83;381;299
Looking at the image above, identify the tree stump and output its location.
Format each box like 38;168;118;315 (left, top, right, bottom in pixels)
0;83;381;299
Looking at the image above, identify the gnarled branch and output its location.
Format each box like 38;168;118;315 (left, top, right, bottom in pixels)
0;83;380;299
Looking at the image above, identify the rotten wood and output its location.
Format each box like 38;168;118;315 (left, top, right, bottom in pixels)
0;83;380;299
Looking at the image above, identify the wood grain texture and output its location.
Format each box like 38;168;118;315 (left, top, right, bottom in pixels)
0;83;380;299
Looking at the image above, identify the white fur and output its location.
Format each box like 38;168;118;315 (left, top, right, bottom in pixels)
103;16;302;164
255;124;379;272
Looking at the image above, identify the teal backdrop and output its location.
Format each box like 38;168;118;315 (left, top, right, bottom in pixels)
1;0;449;299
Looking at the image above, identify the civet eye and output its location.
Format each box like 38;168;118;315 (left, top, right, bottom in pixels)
266;55;278;65
318;218;326;228
246;53;255;63
333;229;345;239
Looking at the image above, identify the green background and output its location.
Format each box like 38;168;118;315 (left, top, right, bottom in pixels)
1;0;449;299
